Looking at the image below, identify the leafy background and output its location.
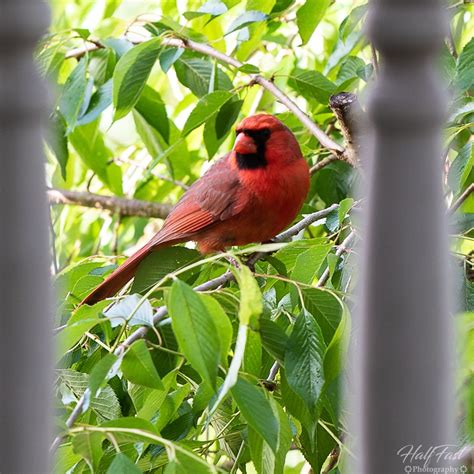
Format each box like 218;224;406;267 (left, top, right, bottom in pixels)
38;0;473;472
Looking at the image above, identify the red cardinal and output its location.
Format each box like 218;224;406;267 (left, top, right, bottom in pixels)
81;114;310;305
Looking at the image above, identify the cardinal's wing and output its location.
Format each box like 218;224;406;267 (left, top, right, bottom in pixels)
150;155;248;245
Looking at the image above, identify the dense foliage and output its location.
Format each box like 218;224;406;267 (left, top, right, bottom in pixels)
39;0;473;472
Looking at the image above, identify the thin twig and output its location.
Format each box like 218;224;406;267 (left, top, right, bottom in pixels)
47;188;172;219
50;202;342;453
310;155;339;174
49;204;58;274
115;155;190;190
316;230;356;287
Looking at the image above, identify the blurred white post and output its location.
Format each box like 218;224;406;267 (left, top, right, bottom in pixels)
350;0;455;472
0;1;52;472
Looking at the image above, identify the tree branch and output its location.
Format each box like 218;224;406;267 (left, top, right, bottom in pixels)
448;183;474;215
329;92;365;167
65;36;345;157
47;188;172;219
310;155;340;174
50;202;344;453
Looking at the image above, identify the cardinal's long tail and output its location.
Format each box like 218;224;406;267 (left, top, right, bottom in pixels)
80;238;171;306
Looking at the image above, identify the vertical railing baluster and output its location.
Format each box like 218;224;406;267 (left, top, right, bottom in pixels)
351;0;455;472
0;1;52;472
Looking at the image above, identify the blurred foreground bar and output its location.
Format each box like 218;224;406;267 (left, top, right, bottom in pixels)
0;1;52;472
351;0;455;472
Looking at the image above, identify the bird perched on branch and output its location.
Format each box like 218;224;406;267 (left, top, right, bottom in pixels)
81;114;310;305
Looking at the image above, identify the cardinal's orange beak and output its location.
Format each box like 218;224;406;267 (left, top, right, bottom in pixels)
234;132;257;155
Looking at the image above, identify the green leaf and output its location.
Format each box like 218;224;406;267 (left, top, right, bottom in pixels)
132;247;199;294
107;453;142;474
103;38;134;58
113;38;162;120
338;197;354;224
184;0;227;20
280;368;315;439
296;0;330;44
200;295;233;366
55;301;109;359
74;28;91;40
77;79;113;126
324;307;351;386
182;91;234;136
456;37;474;92
168;280;220;388
53;444;82;474
302;288;344;344
291;243;332;285
243;329;262;377
204;98;243;158
69;121;123;195
159;47;184;73
46;112;68;179
288;69;336;103
72;432;103;471
121;340;164;389
135;86;170;144
88;352;120;398
249;400;292;474
274;238;326;272
105;294;154;327
448;142;473;195
231;376;279;452
59;58;88;133
336;56;365;88
174;58;233;97
236;265;263;327
36;40;64;80
285;310;326;414
155;384;191;432
340;4;368;40
57;369;121;420
259;318;288;364
226;11;267;35
238;63;260;73
101;417;160;443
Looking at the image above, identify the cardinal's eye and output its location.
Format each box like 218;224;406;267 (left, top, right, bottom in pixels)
260;128;271;138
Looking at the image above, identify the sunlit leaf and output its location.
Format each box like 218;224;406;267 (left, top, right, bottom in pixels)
296;0;330;44
184;0;227;20
113;38;162;120
174;57;232;97
182;91;234;136
59;58;88;133
226;11;267;35
135;85;170;144
168;280;220;388
288;69;336;103
105;294;154;327
77;79;113;126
